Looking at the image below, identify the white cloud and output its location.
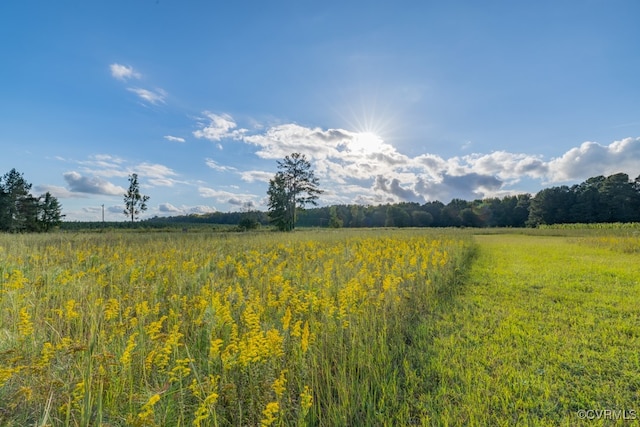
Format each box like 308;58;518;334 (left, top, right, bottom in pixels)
158;202;183;213
460;151;547;181
138;164;170;179
76;156;180;187
189;112;640;205
63;171;125;196
193;112;246;141
127;87;167;105
164;135;186;143
110;63;141;81
547;137;640;182
243;124;347;160
240;170;273;183
92;154;125;163
205;158;237;172
34;185;85;199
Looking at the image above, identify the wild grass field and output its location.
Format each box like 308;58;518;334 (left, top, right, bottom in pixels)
0;227;638;426
0;229;472;426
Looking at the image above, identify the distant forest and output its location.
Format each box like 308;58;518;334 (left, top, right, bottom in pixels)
62;172;640;230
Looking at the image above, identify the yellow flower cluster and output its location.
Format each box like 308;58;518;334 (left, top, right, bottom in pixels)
0;230;468;425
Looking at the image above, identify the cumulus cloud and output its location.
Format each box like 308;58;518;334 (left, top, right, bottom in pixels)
547;137;640;182
164;135;186;143
34;185;85;199
243;124;348;159
75;156;180;187
460;151;548;181
63;171;125;195
159;203;183;213
127;87;167;105
189;112;640;205
415;173;504;202
193;112;246;141
110;63;141;80
374;176;422;202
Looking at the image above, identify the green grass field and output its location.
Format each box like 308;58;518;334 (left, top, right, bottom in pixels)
422;232;640;426
0;228;638;426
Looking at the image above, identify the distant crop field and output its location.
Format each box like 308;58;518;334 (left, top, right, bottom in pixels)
0;229;472;426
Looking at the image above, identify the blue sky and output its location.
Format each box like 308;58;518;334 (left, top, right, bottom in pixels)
2;1;640;221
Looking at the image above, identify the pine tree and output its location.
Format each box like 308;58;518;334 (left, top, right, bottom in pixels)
39;192;65;231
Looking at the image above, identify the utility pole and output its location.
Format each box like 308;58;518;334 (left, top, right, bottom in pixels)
102;204;105;223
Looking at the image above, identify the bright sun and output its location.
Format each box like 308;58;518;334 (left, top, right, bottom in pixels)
349;131;386;154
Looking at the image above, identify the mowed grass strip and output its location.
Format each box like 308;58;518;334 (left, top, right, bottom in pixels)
422;233;640;426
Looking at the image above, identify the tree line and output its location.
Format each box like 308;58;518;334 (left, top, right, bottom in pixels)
5;158;640;232
261;156;640;229
527;172;640;225
296;172;640;228
146;168;640;230
0;169;64;232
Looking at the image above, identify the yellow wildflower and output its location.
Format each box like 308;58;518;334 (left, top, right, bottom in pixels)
104;298;120;321
65;299;80;320
209;337;224;359
137;393;161;426
300;385;313;411
121;332;139;366
18;307;34;338
301;321;310;353
261;401;279;427
282;307;292;331
272;369;287;398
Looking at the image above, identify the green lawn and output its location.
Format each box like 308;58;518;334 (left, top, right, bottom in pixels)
421;233;640;426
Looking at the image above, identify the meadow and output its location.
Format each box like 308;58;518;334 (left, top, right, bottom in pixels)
0;226;638;426
0;229;472;426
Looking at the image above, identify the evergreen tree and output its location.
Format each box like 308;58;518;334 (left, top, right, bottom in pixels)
0;169;34;232
0;169;64;232
39;192;65;231
267;153;322;231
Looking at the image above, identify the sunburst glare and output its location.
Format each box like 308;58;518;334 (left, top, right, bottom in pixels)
332;85;401;154
348;131;387;154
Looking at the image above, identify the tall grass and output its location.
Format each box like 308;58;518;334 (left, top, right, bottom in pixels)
0;229;473;426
